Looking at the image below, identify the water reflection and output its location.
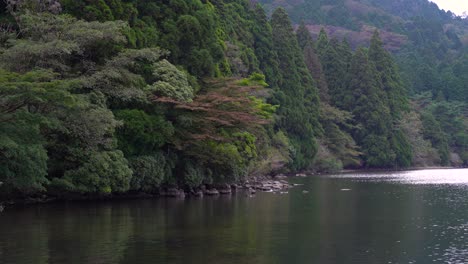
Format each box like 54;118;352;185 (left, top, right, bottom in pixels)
331;168;468;185
0;169;467;264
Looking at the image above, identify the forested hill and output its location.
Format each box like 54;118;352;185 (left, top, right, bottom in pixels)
0;0;466;198
257;0;468;100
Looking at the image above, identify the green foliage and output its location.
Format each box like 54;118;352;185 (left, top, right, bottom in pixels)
0;13;128;73
1;0;465;200
212;0;261;77
237;73;268;87
313;143;344;173
421;111;450;165
148;59;194;102
129;154;167;191
114;109;174;156
270;7;322;170
251;4;282;88
369;31;408;118
344;48;396;167
84;48;168;107
61;0;225;78
362;134;395;168
399;110;440;167
419;100;467;166
183;161;206;188
63;150;132;194
391;130;413;168
0;114;48;194
297;23;360;168
319;104;362;168
200;140;245;183
4;0;62;15
315;30;351;109
369;31;413;167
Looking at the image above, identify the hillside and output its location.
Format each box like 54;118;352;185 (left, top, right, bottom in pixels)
257;0;468;99
0;0;466;199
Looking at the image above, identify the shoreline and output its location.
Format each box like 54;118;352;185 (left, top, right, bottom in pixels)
1;166;465;210
0;178;293;209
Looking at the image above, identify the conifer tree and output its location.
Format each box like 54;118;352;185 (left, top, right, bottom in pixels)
296;22;329;103
270;8;321;170
368;30;408;118
346;48;395;167
296;23;360;169
369;31;412;167
296;21;314;50
252;4;282;88
315;29;349;109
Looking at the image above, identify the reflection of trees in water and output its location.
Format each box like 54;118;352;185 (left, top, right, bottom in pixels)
0;202;135;264
1;175;464;264
116;194;293;264
0;207;50;264
312;177;427;263
47;203;134;264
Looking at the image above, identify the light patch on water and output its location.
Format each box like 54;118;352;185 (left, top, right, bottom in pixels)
329;169;468;264
330;169;468;186
443;246;468;264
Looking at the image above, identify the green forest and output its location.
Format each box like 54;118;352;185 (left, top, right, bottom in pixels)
0;0;466;199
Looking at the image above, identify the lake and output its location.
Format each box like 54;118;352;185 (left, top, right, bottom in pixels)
0;169;467;264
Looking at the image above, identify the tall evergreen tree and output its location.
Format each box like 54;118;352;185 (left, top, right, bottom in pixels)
315;29;349;109
297;23;329;103
369;30;408;118
296;23;360;169
296;21;314;50
345;48;395;167
252;4;282;88
270;8;321;170
369;31;412;167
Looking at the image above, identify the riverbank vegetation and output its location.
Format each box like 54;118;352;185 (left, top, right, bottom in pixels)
0;0;466;199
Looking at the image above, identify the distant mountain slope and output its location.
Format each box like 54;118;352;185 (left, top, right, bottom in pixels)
256;0;466;49
256;0;467;101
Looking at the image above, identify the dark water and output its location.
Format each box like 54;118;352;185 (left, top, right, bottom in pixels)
1;169;467;264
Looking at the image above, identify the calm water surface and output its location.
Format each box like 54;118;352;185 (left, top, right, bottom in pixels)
0;169;467;264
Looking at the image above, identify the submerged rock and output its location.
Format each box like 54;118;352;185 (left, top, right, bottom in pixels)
191;189;203;197
255;185;272;192
160;188;185;198
204;189;220;196
219;188;232;195
274;174;287;179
